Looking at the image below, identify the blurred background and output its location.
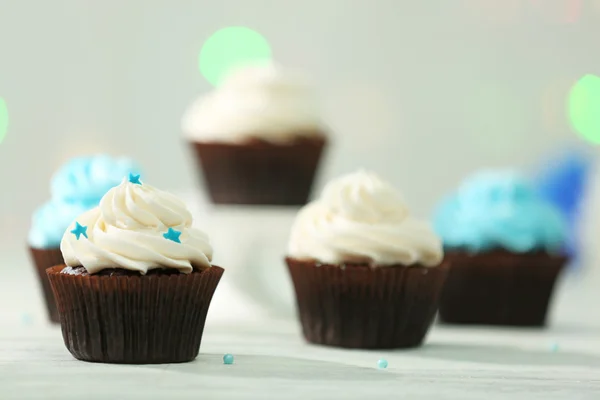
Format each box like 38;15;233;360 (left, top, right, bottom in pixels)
1;0;600;322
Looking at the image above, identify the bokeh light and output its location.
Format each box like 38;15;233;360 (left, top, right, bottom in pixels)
531;0;582;24
565;0;583;23
535;148;591;260
569;75;600;144
0;98;8;145
199;26;272;87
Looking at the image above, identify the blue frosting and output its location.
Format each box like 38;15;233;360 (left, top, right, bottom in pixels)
29;155;140;249
50;155;140;203
28;200;92;249
433;170;567;253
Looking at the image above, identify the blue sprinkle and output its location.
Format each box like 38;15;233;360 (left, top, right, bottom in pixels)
70;222;88;240
549;343;559;352
223;353;234;365
377;358;388;369
21;313;33;325
163;227;182;243
128;173;142;185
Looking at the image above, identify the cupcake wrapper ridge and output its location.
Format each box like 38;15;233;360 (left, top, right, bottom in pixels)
286;258;448;349
47;265;224;364
29;246;64;323
438;251;567;327
190;138;326;205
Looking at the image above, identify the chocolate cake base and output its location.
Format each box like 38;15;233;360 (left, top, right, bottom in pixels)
47;265;224;364
29;247;64;323
439;250;567;327
190;136;326;205
286;258;448;349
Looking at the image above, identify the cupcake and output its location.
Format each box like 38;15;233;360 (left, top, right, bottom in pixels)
47;174;223;364
286;170;447;349
433;170;568;326
182;63;327;205
28;155;139;323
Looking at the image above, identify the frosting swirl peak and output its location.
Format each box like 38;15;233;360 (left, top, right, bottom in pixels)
61;178;213;274
182;63;323;143
287;170;443;267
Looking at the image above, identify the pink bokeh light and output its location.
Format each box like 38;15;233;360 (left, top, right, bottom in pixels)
463;0;584;24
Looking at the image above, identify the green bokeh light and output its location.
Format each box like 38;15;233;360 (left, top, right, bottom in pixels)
569;74;600;144
0;98;8;145
199;26;272;87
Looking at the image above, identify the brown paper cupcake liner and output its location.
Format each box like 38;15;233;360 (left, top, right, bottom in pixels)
286;258;448;349
189;136;327;205
438;250;567;327
29;247;64;323
47;265;224;364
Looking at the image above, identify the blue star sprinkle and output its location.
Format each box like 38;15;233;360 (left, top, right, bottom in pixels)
70;222;88;240
163;227;182;243
21;313;33;326
223;354;234;365
128;173;142;185
377;359;388;369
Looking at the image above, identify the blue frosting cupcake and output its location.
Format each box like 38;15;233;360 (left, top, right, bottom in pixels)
434;170;567;253
29;154;140;323
433;170;569;327
29;155;140;249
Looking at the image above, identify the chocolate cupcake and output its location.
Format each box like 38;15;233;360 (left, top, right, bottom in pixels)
433;170;569;327
286;170;447;349
182;63;327;205
47;174;223;364
28;155;139;323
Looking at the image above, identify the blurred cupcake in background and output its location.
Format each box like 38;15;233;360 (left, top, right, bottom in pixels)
48;175;223;364
434;170;568;327
577;158;600;284
286;170;447;349
534;148;591;264
28;155;140;323
182;63;328;205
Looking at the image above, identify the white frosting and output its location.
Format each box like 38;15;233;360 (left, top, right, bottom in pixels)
60;178;213;274
287;170;443;267
182;63;324;143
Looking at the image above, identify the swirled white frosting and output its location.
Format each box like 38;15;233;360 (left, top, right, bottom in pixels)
182;63;324;143
287;170;443;267
60;178;213;274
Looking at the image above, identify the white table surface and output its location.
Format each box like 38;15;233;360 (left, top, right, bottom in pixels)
1;262;599;400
